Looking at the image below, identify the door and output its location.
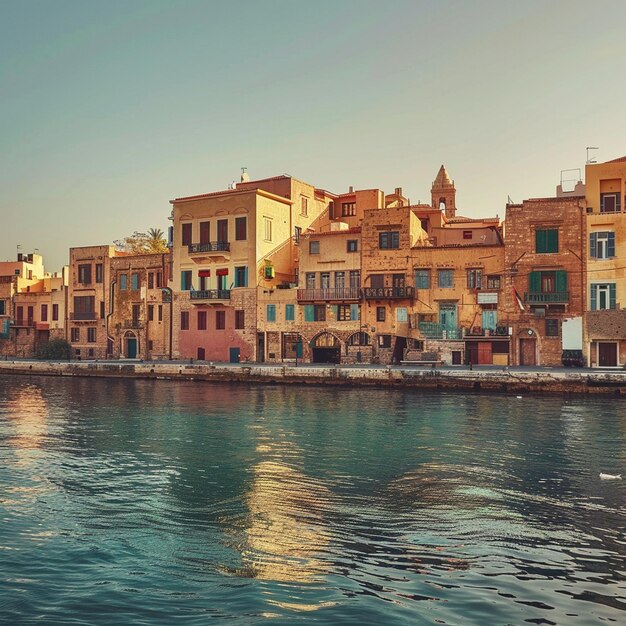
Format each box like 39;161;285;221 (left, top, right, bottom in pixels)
439;304;457;330
257;333;265;362
482;310;497;333
478;342;493;365
217;219;228;243
466;342;478;365
229;347;240;363
126;337;137;359
598;342;618;367
519;338;536;366
392;336;407;364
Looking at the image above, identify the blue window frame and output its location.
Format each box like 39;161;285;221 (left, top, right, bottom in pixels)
266;304;276;322
285;304;295;321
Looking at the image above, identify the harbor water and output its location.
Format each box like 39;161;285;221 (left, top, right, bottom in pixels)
0;374;624;625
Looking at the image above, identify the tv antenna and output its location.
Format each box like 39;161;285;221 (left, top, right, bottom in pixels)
586;147;599;164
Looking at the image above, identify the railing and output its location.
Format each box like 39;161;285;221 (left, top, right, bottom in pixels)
188;242;230;253
363;286;415;300
297;288;361;301
190;289;231;300
525;291;569;303
123;320;144;329
71;311;97;320
418;322;462;340
13;319;35;327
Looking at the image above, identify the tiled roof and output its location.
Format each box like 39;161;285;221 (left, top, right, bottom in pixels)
605;156;626;163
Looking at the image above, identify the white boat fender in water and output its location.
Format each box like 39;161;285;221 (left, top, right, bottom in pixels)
600;473;622;480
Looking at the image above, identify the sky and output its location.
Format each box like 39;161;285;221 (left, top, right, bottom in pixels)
1;0;626;271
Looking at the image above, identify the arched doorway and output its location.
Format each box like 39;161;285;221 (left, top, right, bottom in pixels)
124;331;138;359
311;332;341;364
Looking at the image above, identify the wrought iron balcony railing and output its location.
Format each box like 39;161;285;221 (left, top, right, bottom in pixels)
363;286;415;300
188;242;230;254
190;289;231;301
524;291;569;303
418;322;462;340
297;288;361;302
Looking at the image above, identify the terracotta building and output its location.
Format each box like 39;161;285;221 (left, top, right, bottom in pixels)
584;156;626;366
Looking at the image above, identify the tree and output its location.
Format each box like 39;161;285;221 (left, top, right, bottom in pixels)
115;229;168;254
35;338;71;360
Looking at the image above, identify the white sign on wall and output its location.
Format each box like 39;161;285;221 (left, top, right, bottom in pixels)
478;292;498;304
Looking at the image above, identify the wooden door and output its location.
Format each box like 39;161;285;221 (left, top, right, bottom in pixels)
519;338;536;366
598;342;617;367
478;342;493;365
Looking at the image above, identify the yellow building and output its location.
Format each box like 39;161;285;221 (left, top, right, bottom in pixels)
585;156;626;366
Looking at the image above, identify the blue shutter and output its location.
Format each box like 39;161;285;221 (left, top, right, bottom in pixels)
304;305;314;322
285;304;294;321
266;304;276;322
590;285;597;310
350;304;359;321
608;233;615;258
243;267;248;287
610;283;617;309
589;232;597;258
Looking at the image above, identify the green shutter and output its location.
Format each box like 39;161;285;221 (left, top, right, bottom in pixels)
529;271;541;293
285;304;294;321
331;305;338;320
608;233;615;258
589;232;597;258
590;285;597;310
350;304;359;321
304;305;314;322
535;230;545;253
548;229;558;253
243;267;248;287
610;283;617;309
555;270;567;293
266;304;276;322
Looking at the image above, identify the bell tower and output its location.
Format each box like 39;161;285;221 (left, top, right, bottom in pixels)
431;165;456;219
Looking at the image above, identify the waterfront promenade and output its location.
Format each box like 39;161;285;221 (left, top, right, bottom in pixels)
2;359;626;395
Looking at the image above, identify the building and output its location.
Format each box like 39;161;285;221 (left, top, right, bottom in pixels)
584;156;626;366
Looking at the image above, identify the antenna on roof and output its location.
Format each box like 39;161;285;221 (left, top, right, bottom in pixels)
586;147;599;164
240;167;250;183
507;195;514;204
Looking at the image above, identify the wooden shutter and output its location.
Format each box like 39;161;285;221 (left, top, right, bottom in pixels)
590;285;597;310
608;233;615;258
529;271;541;293
350;304;359;321
610;283;617;309
589;232;597;258
555;270;567;293
304;305;314;322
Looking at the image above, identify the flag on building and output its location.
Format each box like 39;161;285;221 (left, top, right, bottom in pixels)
512;286;525;311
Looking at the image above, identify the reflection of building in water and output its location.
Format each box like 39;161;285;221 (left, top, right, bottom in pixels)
230;438;333;587
6;384;49;455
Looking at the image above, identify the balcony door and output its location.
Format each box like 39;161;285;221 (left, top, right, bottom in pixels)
439;304;457;331
217;219;228;243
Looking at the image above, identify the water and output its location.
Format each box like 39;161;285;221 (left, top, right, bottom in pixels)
0;375;624;625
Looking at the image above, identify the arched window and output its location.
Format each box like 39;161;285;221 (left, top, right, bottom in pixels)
312;332;339;348
439;198;446;212
347;332;370;346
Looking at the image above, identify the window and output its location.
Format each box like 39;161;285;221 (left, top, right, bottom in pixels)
347;239;358;252
71;327;80;342
294;226;301;244
335;272;345;289
545;319;559;337
120;274;128;290
73;296;95;317
95;264;103;283
529;270;567;294
182;223;192;246
200;221;210;245
463;230;473;240
438;269;453;288
181;271;192;291
148;341;153;352
235;310;245;329
341;202;356;217
467;269;482;289
180;311;189;330
320;272;330;289
158;305;163;322
370;274;384;289
132;304;140;325
348;332;370;346
590;283;616;310
234;266;248;288
131;273;139;290
600;192;621;213
41;304;48;322
216;310;226;330
301;196;308;216
148;305;154;321
266;304;276;322
414;269;430;289
156;272;162;288
87;327;96;343
590;231;615;259
396;307;408;322
487;275;501;289
285;304;295;321
376;306;386;322
392;274;405;288
235;217;247;241
0;300;5;315
148;272;154;289
217;219;228;243
264;218;273;242
78;264;92;284
52;304;59;321
309;240;320;255
349;270;360;289
306;273;316;289
378;335;392;348
100;301;105;319
535;228;558;253
379;231;400;249
197;311;207;330
314;304;326;321
337;305;351;321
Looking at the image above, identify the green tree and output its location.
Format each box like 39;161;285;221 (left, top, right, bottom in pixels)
115;229;168;254
35;338;72;360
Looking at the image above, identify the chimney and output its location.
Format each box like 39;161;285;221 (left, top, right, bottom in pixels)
349;186;354;193
395;187;402;196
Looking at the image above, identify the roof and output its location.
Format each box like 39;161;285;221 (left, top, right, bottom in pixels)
432;164;453;188
170;186;292;205
605;156;626;163
304;227;361;238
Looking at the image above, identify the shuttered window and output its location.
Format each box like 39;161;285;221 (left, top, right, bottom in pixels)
535;229;558;253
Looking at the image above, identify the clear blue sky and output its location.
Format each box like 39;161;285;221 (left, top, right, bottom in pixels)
2;0;625;271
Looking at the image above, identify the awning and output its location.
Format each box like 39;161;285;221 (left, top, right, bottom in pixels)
198;270;211;277
216;268;228;276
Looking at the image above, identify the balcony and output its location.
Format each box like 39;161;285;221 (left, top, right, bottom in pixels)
363;286;415;300
123;320;144;329
188;242;230;262
418;322;462;340
297;288;361;302
525;291;569;304
13;319;35;327
71;311;97;321
190;289;231;302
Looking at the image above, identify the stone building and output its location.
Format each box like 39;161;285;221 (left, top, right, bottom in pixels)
504;195;585;366
584;156;626;366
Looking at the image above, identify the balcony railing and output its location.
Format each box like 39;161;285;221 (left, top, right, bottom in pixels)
297;288;361;302
71;311;97;320
190;289;231;301
525;291;569;303
418;322;462;340
123;320;144;329
13;319;35;327
188;242;230;254
363;286;415;300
